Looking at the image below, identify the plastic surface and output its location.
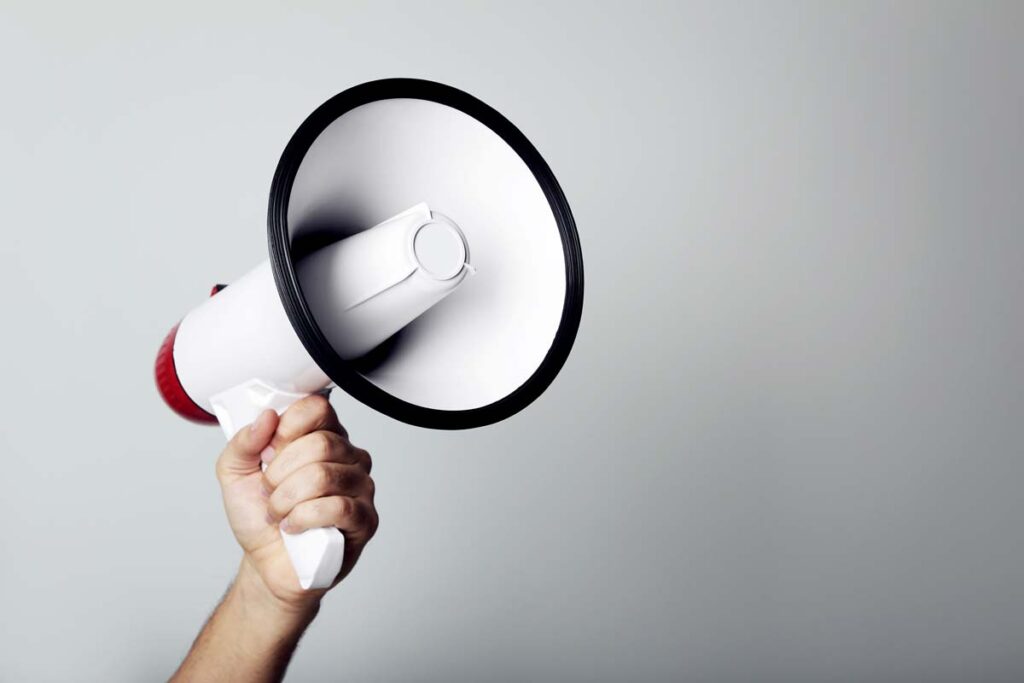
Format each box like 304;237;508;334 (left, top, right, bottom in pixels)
154;323;218;423
297;203;472;360
175;261;333;414
211;380;345;590
161;205;468;589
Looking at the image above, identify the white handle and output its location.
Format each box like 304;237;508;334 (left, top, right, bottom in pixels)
209;379;345;590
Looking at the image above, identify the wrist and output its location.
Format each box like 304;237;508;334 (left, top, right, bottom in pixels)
232;557;321;633
169;558;319;682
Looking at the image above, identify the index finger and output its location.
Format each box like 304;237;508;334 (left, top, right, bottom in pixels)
270;393;347;452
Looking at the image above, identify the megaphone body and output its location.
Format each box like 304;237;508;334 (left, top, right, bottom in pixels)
155;79;584;591
158;204;471;589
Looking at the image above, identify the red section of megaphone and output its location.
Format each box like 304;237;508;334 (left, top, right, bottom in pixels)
155;322;218;424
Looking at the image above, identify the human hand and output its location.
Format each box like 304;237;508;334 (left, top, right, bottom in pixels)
214;395;378;610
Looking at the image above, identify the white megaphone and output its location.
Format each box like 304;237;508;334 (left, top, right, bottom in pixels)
155;79;584;591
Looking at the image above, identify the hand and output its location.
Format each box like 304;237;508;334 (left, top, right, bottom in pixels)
215;395;378;610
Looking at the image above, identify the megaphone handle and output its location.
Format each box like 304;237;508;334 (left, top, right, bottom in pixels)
209;380;346;590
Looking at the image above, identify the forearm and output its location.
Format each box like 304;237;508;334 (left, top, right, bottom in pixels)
171;558;320;683
173;400;376;680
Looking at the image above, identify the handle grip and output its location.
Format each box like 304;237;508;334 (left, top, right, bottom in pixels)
210;379;345;590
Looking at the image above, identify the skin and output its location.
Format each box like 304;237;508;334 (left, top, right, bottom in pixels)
171;395;378;682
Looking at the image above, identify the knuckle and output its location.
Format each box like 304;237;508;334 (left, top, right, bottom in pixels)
311;431;333;459
303;498;326;521
295;432;331;466
336;496;354;519
339;467;362;491
359;448;373;473
310;463;332;492
328;432;350;460
304;394;331;422
357;503;378;540
365;476;376;497
339;493;356;516
324;497;342;515
353;499;370;526
279;395;332;440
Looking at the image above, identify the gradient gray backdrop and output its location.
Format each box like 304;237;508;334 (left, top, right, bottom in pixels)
1;2;1022;681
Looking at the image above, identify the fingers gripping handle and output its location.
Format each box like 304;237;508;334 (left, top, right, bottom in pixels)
210;379;345;590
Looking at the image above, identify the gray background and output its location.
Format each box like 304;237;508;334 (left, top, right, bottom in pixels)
0;2;1021;681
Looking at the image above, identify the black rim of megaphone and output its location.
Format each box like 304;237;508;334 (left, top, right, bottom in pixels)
268;78;584;430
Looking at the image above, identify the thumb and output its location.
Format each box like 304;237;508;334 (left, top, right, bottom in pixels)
216;409;280;480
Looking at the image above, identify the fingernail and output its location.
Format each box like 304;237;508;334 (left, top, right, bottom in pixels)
260;446;276;465
259;484;270;499
280;518;292;533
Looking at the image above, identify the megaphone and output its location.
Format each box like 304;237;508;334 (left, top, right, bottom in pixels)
155;79;584;590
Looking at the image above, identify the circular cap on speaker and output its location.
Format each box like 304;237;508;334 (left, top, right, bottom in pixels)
412;220;467;280
268;79;584;430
